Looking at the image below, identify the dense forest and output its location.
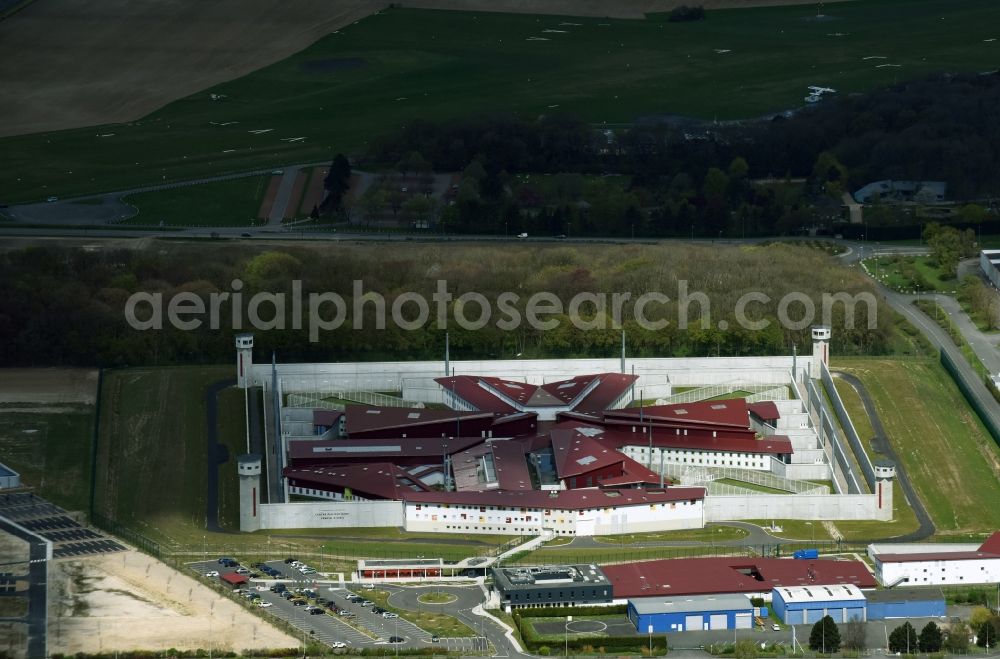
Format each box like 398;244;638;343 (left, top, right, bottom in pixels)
363;72;1000;238
0;241;911;368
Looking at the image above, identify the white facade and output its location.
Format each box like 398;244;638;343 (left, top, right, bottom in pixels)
258;500;404;529
403;497;704;536
620;445;772;471
873;555;1000;587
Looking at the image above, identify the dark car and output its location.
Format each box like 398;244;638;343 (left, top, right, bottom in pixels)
218;557;235;564
431;636;440;643
284;557;297;564
292;599;307;606
388;637;404;644
241;232;252;238
310;608;325;615
371;606;385;615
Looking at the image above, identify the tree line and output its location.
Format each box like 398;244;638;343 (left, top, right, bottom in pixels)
362;71;1000;238
0;241;901;368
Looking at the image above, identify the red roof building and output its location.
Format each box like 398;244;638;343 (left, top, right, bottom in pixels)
602;557;876;599
220;572;249;588
344;406;496;439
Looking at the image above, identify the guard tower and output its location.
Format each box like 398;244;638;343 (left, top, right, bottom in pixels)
238;454;262;532
874;459;896;521
235;333;254;388
810;325;831;379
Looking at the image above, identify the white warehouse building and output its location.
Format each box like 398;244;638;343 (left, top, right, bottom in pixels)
869;533;1000;587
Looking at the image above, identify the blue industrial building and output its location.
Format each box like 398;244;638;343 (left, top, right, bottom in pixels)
628;594;755;633
772;584;866;624
865;588;945;620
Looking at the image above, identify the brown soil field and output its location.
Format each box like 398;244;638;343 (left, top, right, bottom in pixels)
299;167;329;215
0;369;98;404
0;0;852;138
257;175;282;220
48;551;297;655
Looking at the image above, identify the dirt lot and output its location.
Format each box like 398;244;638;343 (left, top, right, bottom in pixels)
0;369;98;404
48;550;297;655
0;0;853;137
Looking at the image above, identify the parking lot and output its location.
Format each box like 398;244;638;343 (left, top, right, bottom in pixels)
186;558;438;650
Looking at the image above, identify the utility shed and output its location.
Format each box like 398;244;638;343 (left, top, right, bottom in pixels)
628;594;754;633
772;584;866;624
865;588;945;620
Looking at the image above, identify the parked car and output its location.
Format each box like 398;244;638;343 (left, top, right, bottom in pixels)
338;610;354;617
772;624;781;631
204;571;220;577
217;557;235;564
292;599;307;606
360;600;373;607
235;567;250;575
46;196;58;202
258;601;273;608
364;584;375;590
431;635;439;643
284;557;297;564
331;642;347;649
388;636;404;644
310;608;325;615
372;607;385;615
382;612;399;619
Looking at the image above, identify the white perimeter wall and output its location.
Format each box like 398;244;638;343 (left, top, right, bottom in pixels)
403;498;704;536
875;556;1000;586
258;500;403;529
251;356;807;405
706;493;890;521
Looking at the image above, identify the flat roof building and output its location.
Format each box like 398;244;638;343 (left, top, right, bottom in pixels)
492;564;612;611
864;588;945;620
628;594;754;633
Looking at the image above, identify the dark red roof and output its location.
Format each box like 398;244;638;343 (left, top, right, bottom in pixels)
403;486;704;510
568;425;792;456
573;373;638;413
288;436;483;463
436;376;517;413
979;531;1000;554
313;410;344;427
748;402;781;422
606;399;751;429
284;462;431;500
344;405;492;435
435;374;636;413
551;428;626;478
221;573;248;585
602;557;876;598
491;440;534;491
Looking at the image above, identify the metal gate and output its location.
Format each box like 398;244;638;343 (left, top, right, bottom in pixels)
735;613;752;629
710;614;728;630
684;615;702;631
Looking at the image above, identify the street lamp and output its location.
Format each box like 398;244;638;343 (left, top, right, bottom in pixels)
565;615;572;658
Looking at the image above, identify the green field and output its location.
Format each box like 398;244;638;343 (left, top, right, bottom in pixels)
832;357;1000;537
0;403;95;512
121;175;270;227
862;255;957;293
592;525;748;545
4;0;1000;201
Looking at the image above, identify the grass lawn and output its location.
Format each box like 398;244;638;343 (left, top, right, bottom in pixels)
5;0;1000;201
592;525;748;545
832;376;881;460
863;255;958;293
121;175;270;227
523;614;631;642
743;520;833;543
715;478;790;494
0;403;95;512
517;544;746;566
95;366;232;548
216;386;247;531
833;481;921;541
360;588;476;637
831;357;1000;537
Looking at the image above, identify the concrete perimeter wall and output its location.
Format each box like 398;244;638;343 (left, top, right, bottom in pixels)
258;500;403;529
705;492;888;521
